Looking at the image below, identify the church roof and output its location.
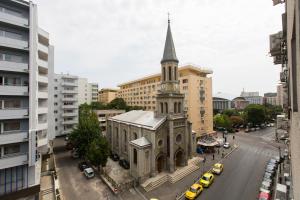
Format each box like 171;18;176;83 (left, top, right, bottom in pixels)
161;20;178;63
110;110;166;130
130;137;151;148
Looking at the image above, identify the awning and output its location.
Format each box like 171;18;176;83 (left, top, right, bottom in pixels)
197;141;219;147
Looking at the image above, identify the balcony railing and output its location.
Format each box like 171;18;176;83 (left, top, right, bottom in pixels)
0;60;28;73
0;131;28;145
38;59;48;69
0;152;28;170
0;84;29;96
0;36;28;50
38;43;48;55
0;108;29;120
0;11;29;27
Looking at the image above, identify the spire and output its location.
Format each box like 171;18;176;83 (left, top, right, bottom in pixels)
161;17;178;64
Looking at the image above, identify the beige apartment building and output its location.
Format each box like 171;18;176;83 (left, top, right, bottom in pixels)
118;65;213;138
98;88;118;104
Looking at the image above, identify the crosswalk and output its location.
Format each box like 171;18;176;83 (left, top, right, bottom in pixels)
238;144;279;158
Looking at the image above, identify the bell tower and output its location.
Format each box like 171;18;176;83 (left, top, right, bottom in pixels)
156;18;184;118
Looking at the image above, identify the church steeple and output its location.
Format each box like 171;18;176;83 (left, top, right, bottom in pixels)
161;18;178;64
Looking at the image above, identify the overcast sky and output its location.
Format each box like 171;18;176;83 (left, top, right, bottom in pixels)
34;0;284;96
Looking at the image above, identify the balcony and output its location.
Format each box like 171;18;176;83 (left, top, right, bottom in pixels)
37;133;48;148
62;97;77;102
62;129;73;135
62;112;78;117
38;107;48;114
62;120;78;125
0;152;28;170
0;11;29;28
37;121;48;131
0;60;28;73
0;108;28;120
62;89;78;94
62;105;78;109
0;131;28;145
0;84;28;96
38;43;48;55
0;36;28;50
38;59;48;69
62;82;77;87
38;90;48;99
38;74;48;84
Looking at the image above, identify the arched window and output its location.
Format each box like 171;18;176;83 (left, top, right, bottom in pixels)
174;66;177;80
160;102;164;113
163;67;166;81
133;132;138;140
115;127;119;148
174;102;177;113
134;148;137;165
178;102;181;113
168;66;172;81
124;130;127;152
165;102;168;113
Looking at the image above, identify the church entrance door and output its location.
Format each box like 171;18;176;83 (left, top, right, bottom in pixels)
175;149;184;167
156;155;165;173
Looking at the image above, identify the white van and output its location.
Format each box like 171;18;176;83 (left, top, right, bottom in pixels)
84;168;95;179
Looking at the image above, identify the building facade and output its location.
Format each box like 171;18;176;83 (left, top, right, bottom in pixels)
264;92;277;106
0;0;54;199
107;20;194;183
53;74;79;136
213;97;231;112
240;90;263;105
231;97;249;110
276;84;285;108
98;88;118;104
78;77;98;105
270;0;300;198
94;109;125;134
118;65;213;139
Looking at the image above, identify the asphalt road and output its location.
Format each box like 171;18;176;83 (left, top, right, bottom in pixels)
53;137;117;200
197;128;281;200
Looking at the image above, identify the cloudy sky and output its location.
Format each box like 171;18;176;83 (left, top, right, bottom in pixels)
34;0;284;96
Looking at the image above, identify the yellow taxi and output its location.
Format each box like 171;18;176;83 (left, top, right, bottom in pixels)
212;163;224;175
185;183;203;199
199;172;214;187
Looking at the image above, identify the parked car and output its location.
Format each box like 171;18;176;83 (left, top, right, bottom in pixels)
258;191;271;200
185;183;203;200
245;128;250;133
65;135;69;141
119;159;130;169
250;128;256;132
110;153;120;161
212;163;224;175
84;168;95;179
264;172;274;179
78;162;89;171
223;142;230;149
199;172;214;187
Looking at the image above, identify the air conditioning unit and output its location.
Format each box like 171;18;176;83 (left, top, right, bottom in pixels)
270;31;282;56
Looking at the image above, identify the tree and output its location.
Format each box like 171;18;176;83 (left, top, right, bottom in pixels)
107;98;127;110
213;114;232;130
87;136;110;172
244;104;266;125
69;105;102;158
230;115;244;126
222;109;239;117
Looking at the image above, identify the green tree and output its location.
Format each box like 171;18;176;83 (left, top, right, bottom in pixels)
230;115;244;126
244;104;266;125
90;102;107;110
213;114;232;130
107;98;127;110
69;105;102;158
87;136;110;172
222;109;239;117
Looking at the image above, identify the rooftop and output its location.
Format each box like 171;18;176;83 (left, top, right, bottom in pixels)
130;137;151;148
110;110;166;130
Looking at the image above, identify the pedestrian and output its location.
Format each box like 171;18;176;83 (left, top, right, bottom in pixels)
217;149;220;155
212;154;215;160
233;135;235;140
222;152;224;158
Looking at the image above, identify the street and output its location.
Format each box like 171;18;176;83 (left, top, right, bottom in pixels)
198;127;282;200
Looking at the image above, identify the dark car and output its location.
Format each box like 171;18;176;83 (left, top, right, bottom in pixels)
78;162;89;171
110;153;120;161
119;159;130;169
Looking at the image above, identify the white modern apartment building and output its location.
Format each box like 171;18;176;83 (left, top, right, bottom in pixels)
53;74;79;137
0;0;54;199
78;77;98;105
240;90;264;105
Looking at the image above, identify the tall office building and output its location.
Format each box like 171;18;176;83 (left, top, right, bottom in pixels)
118;65;213;138
78;77;98;105
0;0;54;199
53;74;78;136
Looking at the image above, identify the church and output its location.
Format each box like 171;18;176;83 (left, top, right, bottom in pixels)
106;19;195;183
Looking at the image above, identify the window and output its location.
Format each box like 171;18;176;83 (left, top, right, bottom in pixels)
4;100;20;108
165;102;168;113
178;102;181;113
54;95;58;98
3;121;20;132
160;102;163;113
163;67;166;81
168;66;172;81
174;66;177;80
133;132;137;140
158;139;163;147
4;144;20;155
3;7;23;18
176;134;182;143
182;79;188;84
174;102;177;113
134;148;137;165
124;130;127;152
54;87;58;90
